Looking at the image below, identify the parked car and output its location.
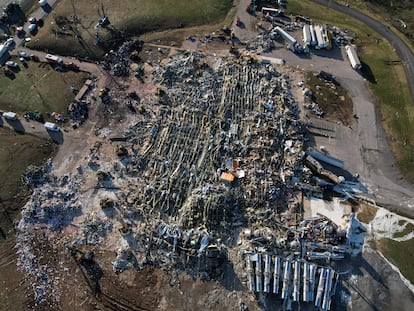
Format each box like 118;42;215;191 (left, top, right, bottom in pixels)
28;23;37;34
5;61;19;68
30;54;40;62
44;122;60;132
3;112;17;120
28;17;43;26
65;62;79;70
19;51;30;59
16;26;25;38
3;67;13;76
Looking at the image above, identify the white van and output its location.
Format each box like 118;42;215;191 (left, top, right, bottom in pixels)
44;122;60;131
3;112;17;120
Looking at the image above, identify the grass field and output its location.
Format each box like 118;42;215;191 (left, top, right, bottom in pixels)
379;238;414;285
0;128;55;201
0;57;88;116
346;0;414;50
27;0;234;58
287;0;414;182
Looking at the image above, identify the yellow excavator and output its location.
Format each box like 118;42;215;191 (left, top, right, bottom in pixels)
118;219;131;236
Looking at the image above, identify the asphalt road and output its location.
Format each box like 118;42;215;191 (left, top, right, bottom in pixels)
311;0;414;101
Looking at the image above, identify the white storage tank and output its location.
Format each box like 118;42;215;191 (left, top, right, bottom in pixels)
44;121;60;131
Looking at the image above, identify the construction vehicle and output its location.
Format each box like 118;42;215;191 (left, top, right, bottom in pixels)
114;145;128;157
155;86;165;96
100;198;115;209
245;54;259;64
137;105;146;114
67;245;94;263
118;220;131;236
96;171;111;181
98;87;109;98
229;46;240;57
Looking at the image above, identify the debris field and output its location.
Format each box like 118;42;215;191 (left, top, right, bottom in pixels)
14;48;364;310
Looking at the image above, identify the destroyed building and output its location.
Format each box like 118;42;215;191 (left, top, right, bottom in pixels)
15;50;362;310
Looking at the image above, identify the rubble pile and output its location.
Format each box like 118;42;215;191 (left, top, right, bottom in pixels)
15;232;61;307
68;100;89;125
13;46;365;309
22;160;53;187
100;39;143;76
78;215;113;245
89;51;310;277
19;174;82;230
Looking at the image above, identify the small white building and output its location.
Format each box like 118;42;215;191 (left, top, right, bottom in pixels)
44;122;60;131
345;45;361;70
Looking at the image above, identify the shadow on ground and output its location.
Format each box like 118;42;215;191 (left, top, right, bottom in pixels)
46;129;64;144
360;61;376;84
5;119;25;133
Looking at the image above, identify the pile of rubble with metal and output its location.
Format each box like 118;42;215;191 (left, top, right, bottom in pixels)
245;7;357;55
15;162;86;307
13;48;366;309
18;172;82;231
15;232;61;308
96;51;309;278
95;51;363;310
100;39;144;77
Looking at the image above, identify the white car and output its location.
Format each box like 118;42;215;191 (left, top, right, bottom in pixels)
38;0;48;6
19;51;30;59
28;23;37;34
5;61;19;68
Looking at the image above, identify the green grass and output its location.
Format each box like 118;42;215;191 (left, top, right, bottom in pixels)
0;128;55;201
393;222;414;239
27;0;234;58
287;0;414;182
0;57;88;116
346;0;414;50
379;238;414;285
